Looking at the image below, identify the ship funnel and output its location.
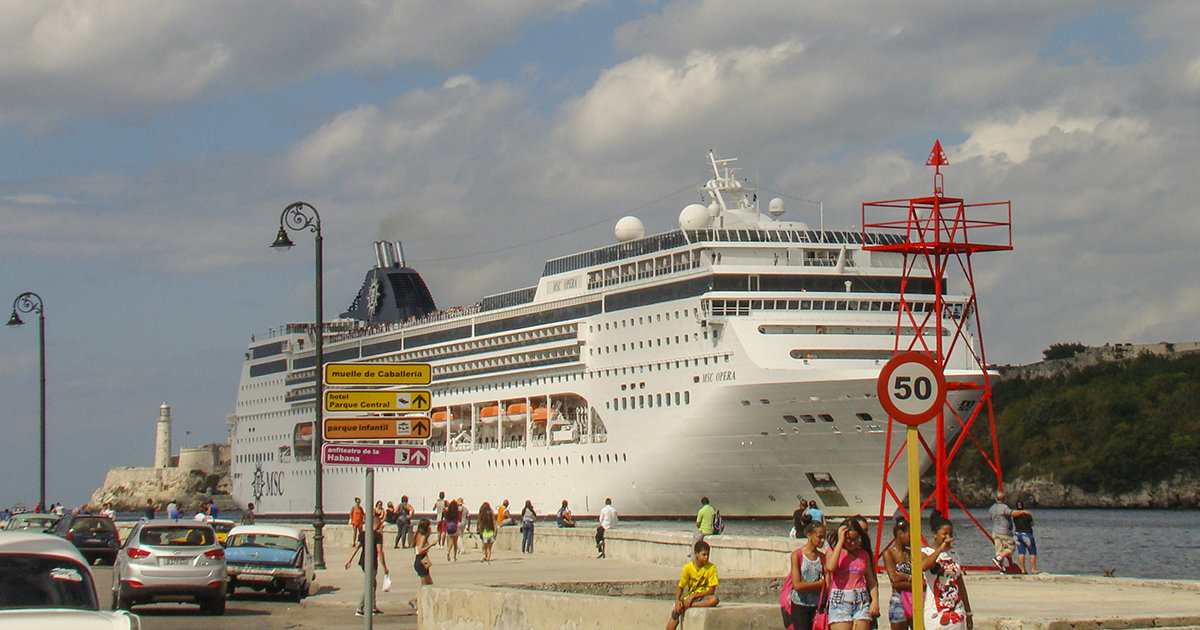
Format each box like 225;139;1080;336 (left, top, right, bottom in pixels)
373;241;406;268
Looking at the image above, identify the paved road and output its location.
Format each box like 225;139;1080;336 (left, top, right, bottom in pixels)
92;563;419;630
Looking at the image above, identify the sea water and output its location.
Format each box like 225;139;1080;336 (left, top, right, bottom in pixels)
617;509;1200;580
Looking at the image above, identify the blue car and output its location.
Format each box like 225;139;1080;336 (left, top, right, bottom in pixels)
223;525;314;601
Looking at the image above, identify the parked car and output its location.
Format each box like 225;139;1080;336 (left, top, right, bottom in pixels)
51;515;120;565
224;525;313;601
4;514;59;533
110;519;226;615
0;531;139;629
210;519;235;546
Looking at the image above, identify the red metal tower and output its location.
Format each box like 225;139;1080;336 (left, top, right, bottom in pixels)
862;141;1012;548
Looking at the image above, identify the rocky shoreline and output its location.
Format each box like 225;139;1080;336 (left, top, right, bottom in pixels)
89;465;235;513
946;473;1200;509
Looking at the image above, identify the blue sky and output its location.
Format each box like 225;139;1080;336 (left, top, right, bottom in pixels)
3;1;1200;508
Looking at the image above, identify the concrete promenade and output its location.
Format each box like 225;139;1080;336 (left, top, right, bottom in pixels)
287;524;1200;630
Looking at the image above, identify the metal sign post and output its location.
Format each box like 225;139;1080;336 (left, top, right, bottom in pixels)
363;467;374;630
878;351;947;630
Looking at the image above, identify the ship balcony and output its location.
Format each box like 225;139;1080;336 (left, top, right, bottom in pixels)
284;386;316;403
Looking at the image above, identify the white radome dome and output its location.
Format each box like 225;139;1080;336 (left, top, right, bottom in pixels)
679;204;711;229
707;202;720;217
615;216;645;242
768;197;785;218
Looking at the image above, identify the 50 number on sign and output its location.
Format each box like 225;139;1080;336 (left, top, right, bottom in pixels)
876;352;947;426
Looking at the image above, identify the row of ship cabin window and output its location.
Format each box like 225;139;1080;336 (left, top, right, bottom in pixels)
591;308;702;332
608;391;691;411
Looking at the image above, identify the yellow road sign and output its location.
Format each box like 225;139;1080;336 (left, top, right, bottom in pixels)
324;362;431;386
323;417;431;440
323;389;432;413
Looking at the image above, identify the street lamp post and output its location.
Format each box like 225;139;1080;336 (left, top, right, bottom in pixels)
8;292;46;511
271;202;326;569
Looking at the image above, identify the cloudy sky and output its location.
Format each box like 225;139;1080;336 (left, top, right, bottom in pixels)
2;1;1198;508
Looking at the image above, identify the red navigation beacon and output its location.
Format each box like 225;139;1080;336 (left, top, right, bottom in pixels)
862;141;1013;561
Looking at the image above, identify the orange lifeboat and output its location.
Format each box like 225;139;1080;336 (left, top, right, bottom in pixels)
431;410;454;424
532;408;550;424
505;403;529;422
479;406;500;423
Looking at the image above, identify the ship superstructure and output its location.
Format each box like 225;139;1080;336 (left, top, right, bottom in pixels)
230;152;984;518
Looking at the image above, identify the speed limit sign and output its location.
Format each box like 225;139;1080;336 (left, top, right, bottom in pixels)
877;352;947;426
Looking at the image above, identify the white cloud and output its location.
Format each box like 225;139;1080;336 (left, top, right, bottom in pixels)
0;0;592;126
557;40;806;155
957;108;1106;164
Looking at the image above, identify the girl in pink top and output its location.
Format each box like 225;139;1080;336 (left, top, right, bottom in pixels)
824;519;880;630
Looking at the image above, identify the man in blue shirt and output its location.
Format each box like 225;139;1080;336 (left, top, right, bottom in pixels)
804;500;824;524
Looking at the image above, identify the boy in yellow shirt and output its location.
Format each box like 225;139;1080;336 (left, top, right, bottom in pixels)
667;540;719;630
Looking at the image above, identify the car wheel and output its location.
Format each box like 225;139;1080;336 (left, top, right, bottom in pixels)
265;583;283;594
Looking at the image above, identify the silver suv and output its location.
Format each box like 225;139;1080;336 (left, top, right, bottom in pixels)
110;520;227;615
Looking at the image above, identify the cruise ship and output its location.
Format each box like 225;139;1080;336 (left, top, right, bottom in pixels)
230;152;985;518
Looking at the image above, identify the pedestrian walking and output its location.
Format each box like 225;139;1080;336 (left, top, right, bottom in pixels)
408;519;434;612
345;515;389;617
922;514;973;630
883;519;914;630
825;519;880;630
477;502;496;562
667;539;720;630
780;520;825;630
1012;501;1038;574
444;497;461;562
596;498;617;558
520;500;537;553
349;497;365;536
144;498;156;520
433;492;447;547
988;492;1017;572
240;502;256;525
395;495;414;549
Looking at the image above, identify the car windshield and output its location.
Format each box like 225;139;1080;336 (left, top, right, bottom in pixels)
139;526;215;547
0;554;98;610
226;533;301;551
7;517;57;530
73;518;116;533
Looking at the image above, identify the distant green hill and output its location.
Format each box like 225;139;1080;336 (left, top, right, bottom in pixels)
952;349;1200;495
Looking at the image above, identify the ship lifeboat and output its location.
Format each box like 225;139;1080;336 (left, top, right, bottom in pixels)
431;410;454;424
532;408;550;424
479;405;500;423
504;403;529;422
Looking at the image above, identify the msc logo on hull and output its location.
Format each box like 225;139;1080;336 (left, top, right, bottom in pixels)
251;464;287;503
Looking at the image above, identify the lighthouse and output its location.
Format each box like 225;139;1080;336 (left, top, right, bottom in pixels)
154;402;172;468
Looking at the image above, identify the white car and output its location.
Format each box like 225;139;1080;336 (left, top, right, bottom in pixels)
223;525;314;601
0;531;139;629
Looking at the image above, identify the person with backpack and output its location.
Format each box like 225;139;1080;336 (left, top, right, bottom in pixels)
695;496;716;547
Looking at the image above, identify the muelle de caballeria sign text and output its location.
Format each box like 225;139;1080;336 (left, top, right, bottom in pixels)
324;362;431;385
